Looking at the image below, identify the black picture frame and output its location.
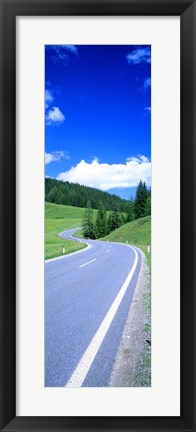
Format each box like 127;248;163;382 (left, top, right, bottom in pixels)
0;0;196;431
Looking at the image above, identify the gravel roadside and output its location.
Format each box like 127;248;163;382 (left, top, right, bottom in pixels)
109;251;151;387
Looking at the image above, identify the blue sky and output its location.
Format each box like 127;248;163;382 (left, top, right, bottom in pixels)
45;45;151;200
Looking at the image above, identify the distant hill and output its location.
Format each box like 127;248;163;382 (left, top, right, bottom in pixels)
45;177;128;212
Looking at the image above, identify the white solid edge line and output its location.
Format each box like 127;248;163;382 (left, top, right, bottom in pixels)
65;246;138;388
45;243;92;264
79;258;96;268
45;228;92;264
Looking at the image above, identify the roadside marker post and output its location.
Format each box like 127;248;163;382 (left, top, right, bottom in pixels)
147;244;150;253
62;246;65;254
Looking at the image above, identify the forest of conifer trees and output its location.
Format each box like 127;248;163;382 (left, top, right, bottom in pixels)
45;177;128;212
45;177;150;240
82;180;151;239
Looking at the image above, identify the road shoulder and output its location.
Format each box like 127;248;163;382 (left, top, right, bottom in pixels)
109;251;151;387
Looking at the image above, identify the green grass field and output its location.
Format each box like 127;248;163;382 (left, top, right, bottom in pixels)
101;216;151;267
45;202;88;260
45;202;151;266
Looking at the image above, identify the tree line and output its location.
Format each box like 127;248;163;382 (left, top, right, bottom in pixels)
45;177;128;212
82;180;151;239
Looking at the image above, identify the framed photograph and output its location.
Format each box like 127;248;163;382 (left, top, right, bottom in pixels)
44;43;152;390
0;0;195;431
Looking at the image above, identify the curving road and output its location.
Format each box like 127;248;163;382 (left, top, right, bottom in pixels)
45;229;142;387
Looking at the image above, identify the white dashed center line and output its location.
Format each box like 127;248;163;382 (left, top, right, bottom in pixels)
66;246;138;387
79;259;96;268
106;250;110;253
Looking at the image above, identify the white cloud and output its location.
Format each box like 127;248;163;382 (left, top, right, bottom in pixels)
45;89;54;108
45;151;70;165
57;156;151;190
45;89;65;126
46;45;78;63
64;45;78;55
126;47;151;65
144;77;151;90
45;89;54;103
46;106;65;125
145;107;151;114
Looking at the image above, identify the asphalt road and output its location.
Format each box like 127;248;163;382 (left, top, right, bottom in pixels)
45;229;142;387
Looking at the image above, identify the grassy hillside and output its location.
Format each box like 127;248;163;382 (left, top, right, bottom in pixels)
45;202;151;265
45;202;90;260
101;216;151;267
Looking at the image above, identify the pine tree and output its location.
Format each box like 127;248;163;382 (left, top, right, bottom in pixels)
126;199;135;222
95;202;107;238
145;194;151;216
47;186;59;203
45;177;128;212
134;181;148;219
107;205;122;232
121;213;128;225
82;201;95;239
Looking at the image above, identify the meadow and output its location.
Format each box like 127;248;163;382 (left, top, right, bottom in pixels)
46;202;151;266
45;202;88;259
101;216;151;268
